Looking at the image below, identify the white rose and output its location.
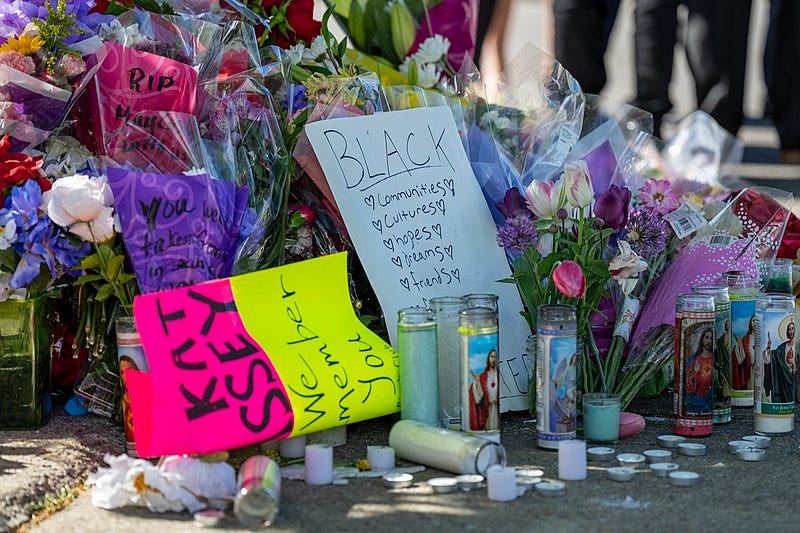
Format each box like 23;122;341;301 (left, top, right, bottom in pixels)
45;174;116;243
69;207;116;244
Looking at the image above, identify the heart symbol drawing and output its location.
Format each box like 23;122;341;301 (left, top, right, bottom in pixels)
364;195;376;209
391;256;402;268
372;219;383;233
443;178;455;196
400;278;410;291
444;245;454;260
432;223;442;238
383;239;395;252
435;199;446;215
450;269;461;282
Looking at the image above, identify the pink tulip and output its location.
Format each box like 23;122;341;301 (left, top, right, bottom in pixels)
552;260;586;299
563;160;594;208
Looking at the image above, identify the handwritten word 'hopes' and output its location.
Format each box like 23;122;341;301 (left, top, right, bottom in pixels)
382;224;443;252
322;125;456;192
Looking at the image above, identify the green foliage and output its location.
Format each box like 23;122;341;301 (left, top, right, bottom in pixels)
104;0;176;16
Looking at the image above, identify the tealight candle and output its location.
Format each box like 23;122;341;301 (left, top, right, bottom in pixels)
279;435;306;459
304;444;333;485
644;449;672;463
742;435;771;449
486;466;517;502
367;446;396;470
558;440;587;481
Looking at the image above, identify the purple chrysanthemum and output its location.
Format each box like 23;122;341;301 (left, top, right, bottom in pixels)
624;208;667;258
497;215;537;254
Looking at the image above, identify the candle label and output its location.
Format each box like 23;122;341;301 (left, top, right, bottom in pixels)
754;308;795;419
673;312;715;436
462;331;500;433
730;292;757;403
536;328;577;444
713;301;732;424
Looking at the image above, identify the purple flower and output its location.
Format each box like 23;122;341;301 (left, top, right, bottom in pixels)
288;84;307;115
624;208;668;258
594;184;631;231
496;188;531;220
496;215;537;254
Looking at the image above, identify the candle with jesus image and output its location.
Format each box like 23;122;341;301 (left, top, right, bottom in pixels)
754;294;796;434
460;307;500;442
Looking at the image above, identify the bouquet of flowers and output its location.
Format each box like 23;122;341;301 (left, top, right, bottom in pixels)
0;0;107;151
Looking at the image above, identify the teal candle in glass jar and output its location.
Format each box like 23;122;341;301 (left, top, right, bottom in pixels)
583;393;621;443
398;308;439;427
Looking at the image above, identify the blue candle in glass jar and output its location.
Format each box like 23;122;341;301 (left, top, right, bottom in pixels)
398;307;439;426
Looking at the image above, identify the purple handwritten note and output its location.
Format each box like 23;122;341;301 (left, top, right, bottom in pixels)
107;167;247;293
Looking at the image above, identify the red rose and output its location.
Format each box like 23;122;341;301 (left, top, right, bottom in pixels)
223;0;321;48
0;135;49;203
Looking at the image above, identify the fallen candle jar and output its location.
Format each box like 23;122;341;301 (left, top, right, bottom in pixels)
389;420;506;475
607;467;636;482
616;453;646;467
383;473;414;489
535;481;566;497
736;447;766;462
669;471;700;487
644;449;672;463
428;477;459;493
587;447;616;462
649;463;680;477
742;435;771;449
657;435;686;449
677;443;707;457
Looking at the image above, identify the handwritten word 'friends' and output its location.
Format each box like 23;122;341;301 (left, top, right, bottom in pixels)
363;179;455;210
381;224;443;252
370;199;446;234
399;267;462;292
323;126;456;192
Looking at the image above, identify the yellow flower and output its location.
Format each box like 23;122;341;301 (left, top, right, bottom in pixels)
0;35;45;55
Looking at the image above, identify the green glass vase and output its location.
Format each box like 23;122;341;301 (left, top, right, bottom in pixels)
0;297;54;429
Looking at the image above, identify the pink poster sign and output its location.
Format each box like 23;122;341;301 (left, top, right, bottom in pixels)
94;43;197;156
126;279;294;458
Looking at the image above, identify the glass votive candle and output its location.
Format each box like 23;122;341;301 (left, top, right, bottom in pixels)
758;258;793;293
582;393;621;444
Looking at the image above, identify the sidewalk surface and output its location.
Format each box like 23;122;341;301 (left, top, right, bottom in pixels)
3;395;797;532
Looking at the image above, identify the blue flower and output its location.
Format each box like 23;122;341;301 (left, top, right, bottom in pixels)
9;215;89;289
7;179;43;233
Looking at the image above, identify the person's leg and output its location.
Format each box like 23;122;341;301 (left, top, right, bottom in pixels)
765;0;800;158
477;0;512;89
631;0;678;138
685;0;751;135
474;0;498;67
553;0;619;94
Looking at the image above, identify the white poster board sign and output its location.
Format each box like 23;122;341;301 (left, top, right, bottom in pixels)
305;107;531;412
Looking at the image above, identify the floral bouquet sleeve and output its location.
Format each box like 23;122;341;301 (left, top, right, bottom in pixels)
81;9;224;158
0;1;107;151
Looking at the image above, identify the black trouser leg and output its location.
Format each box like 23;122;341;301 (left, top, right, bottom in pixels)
632;0;679;138
553;0;621;94
765;0;800;150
